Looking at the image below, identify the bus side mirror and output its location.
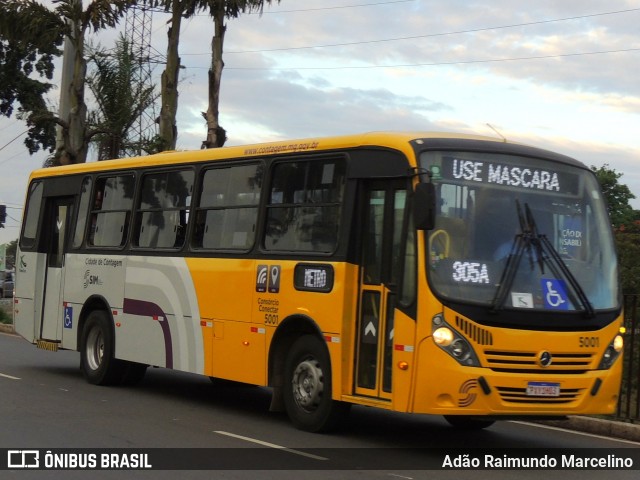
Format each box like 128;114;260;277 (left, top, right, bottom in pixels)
413;183;436;231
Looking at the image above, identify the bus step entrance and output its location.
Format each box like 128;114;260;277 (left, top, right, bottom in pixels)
36;339;60;352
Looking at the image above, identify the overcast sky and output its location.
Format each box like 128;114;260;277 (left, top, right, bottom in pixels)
2;0;640;246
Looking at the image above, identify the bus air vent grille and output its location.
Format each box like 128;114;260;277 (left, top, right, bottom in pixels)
484;350;594;373
455;316;493;345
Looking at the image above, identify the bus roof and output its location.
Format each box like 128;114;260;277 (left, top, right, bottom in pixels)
27;131;580;179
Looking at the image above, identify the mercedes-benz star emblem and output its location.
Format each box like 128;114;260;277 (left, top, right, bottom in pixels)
538;351;553;367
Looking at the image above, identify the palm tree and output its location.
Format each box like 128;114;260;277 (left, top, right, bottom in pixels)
156;1;279;151
86;35;159;160
156;0;188;151
1;0;135;165
200;1;280;149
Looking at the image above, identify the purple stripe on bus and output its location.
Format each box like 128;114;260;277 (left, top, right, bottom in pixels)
123;298;173;369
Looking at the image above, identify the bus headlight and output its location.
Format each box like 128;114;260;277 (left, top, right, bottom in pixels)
598;334;624;370
432;315;479;367
433;327;454;346
614;334;624;352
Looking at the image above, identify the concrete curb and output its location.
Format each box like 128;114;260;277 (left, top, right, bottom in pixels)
537;416;640;442
0;323;14;334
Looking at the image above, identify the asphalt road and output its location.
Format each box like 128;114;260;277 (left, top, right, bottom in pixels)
1;331;639;480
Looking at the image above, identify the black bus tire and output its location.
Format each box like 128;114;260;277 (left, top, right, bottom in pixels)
283;335;349;432
120;361;148;386
444;415;495;430
80;310;124;385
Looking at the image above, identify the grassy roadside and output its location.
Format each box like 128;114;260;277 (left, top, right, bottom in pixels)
0;301;12;324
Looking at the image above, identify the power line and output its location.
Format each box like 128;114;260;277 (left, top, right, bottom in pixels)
6;213;20;224
0;131;28;153
0;149;28;167
247;0;416;14
218;47;640;71
213;7;640;55
184;0;416;18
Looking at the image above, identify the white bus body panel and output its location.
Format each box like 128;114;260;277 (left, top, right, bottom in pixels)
13;250;47;343
61;254;205;374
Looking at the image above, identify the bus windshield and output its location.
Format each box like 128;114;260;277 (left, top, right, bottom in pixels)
419;150;619;313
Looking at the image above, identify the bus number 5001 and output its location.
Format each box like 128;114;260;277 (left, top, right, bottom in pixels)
579;336;599;348
265;314;279;325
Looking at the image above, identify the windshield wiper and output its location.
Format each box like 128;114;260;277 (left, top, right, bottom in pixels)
491;200;529;312
524;204;595;318
491;201;595;318
524;203;546;274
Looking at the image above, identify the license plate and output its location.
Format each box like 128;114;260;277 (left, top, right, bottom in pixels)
526;382;560;397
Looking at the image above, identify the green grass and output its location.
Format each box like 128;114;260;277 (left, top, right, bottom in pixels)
0;307;12;324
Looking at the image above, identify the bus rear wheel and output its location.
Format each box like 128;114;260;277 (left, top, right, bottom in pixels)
283;335;349;432
80;310;124;385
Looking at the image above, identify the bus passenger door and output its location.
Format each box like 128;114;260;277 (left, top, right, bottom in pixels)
40;197;74;341
355;180;406;400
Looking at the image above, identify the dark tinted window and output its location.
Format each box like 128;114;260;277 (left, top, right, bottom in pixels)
135;169;194;249
20;181;44;249
265;158;345;253
88;174;134;248
193;163;262;250
72;177;92;248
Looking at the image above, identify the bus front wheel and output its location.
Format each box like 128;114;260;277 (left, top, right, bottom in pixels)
444;415;495;430
283;335;349;432
80;310;124;385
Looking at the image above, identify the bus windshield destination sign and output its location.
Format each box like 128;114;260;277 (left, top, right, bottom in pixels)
440;156;580;195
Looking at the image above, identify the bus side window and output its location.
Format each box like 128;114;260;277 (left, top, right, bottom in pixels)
265;159;345;253
135;169;194;249
72;177;93;248
89;175;134;248
194;163;262;250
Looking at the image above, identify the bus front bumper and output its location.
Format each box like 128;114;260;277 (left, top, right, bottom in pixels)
409;342;622;417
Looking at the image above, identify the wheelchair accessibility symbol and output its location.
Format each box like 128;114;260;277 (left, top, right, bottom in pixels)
542;279;569;310
64;306;73;329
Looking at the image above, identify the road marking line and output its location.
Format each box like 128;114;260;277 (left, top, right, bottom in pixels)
511;421;640;446
0;372;20;380
214;430;328;461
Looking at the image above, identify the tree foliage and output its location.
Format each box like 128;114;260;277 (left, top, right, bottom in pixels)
0;0;63;154
155;1;279;151
591;164;640;293
199;0;280;149
591;164;636;229
2;0;280;161
616;231;640;294
0;0;134;164
86;36;159;159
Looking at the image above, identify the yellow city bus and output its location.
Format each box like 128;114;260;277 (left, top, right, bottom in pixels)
14;132;624;432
